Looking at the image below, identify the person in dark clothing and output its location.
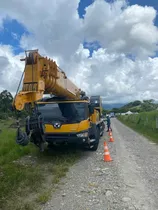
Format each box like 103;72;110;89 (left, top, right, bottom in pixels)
106;114;112;132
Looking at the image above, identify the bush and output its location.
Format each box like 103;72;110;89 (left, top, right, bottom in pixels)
0;113;8;120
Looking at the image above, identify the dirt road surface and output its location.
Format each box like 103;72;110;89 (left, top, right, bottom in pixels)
42;119;158;210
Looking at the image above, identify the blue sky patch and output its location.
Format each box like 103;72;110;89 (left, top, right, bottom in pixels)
78;0;94;18
83;41;101;57
0;18;29;54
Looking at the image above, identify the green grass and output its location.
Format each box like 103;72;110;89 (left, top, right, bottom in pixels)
117;111;158;143
0;119;81;210
36;190;51;204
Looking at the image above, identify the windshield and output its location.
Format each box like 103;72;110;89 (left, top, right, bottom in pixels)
37;102;88;123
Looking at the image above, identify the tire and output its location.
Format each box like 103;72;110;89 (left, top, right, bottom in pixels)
100;122;105;137
100;130;104;137
89;127;100;151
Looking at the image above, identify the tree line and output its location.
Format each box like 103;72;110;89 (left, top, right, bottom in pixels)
0;89;158;119
103;99;158;115
0;90;13;119
0;90;27;119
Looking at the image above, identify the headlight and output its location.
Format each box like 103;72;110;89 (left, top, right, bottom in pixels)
77;132;88;137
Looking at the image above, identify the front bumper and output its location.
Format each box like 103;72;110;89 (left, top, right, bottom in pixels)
45;133;89;144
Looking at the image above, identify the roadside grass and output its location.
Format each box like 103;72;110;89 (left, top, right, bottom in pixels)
117;111;158;143
36;190;52;205
0;119;81;210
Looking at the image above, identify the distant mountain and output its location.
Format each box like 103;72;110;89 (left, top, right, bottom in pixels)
102;103;125;110
103;99;158;113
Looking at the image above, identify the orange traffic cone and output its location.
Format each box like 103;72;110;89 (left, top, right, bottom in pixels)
108;130;112;136
109;132;114;142
104;141;112;162
108;128;112;136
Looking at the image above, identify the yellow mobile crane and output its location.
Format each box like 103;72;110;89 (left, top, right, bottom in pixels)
12;50;105;151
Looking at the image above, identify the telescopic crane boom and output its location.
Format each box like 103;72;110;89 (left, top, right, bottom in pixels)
13;49;82;111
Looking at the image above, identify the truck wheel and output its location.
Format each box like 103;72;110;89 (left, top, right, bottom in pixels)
100;130;104;137
89;127;100;151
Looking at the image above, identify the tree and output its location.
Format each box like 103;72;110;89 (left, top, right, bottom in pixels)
102;109;110;115
132;100;142;106
112;108;119;112
0;90;13;113
143;99;154;104
141;99;156;112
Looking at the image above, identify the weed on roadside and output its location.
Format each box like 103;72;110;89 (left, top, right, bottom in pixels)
36;190;51;204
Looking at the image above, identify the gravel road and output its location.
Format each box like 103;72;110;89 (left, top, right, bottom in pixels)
42;119;158;210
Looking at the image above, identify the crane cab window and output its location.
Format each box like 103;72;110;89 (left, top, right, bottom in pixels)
90;96;100;107
37;102;88;123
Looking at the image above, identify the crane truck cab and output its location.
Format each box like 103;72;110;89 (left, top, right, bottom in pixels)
26;96;105;151
13;49;105;152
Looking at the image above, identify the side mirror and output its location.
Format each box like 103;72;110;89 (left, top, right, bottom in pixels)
89;104;94;115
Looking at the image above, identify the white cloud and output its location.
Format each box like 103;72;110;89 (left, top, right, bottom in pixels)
0;45;24;93
66;47;158;103
11;32;19;40
0;0;158;104
0;0;82;60
83;0;158;58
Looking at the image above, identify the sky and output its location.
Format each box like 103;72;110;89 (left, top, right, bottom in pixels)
0;0;158;104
